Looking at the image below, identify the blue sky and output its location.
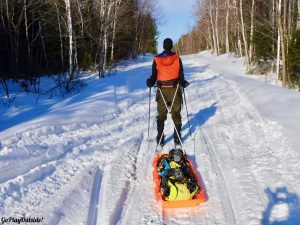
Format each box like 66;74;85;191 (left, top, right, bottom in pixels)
156;0;197;53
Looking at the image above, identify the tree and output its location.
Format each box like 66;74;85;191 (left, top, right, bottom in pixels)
64;0;74;84
288;30;300;89
0;0;159;96
175;0;300;90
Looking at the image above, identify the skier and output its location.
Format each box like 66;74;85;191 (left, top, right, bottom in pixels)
146;38;189;148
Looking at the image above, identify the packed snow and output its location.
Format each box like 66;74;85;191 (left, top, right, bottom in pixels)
1;51;300;225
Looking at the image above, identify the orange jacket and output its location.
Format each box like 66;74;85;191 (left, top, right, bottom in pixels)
154;54;180;83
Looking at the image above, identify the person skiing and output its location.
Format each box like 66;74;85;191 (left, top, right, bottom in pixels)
146;38;189;147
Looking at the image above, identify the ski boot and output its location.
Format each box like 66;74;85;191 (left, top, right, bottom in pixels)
174;137;182;149
156;134;165;152
174;126;182;149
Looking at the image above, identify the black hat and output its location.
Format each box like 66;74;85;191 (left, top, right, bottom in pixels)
163;38;173;51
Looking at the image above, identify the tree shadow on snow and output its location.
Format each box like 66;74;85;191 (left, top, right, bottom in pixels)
185;63;210;75
0;59;152;132
164;102;217;144
182;102;217;142
261;187;300;225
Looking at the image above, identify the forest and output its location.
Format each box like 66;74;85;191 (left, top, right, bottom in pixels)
0;0;158;97
174;0;300;90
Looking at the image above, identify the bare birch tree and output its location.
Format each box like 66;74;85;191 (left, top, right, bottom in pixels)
225;0;230;53
110;0;121;61
209;0;217;54
240;0;250;69
276;0;287;87
249;0;255;65
215;0;220;55
64;0;74;83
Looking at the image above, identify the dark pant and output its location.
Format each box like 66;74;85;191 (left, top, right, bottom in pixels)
156;87;182;143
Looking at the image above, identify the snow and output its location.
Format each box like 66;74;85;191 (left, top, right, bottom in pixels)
1;51;300;225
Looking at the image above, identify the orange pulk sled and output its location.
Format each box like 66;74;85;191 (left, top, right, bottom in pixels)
152;153;208;208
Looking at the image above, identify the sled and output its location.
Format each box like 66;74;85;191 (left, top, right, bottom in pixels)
152;153;208;208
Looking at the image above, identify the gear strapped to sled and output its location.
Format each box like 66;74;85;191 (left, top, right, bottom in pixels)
157;149;199;201
152;151;207;208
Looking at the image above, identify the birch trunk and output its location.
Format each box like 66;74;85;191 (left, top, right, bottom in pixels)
208;24;213;50
215;0;220;55
240;0;250;69
134;7;141;57
272;0;275;29
233;0;242;57
64;0;74;80
76;0;84;35
110;0;121;61
103;29;108;72
39;20;48;74
209;0;217;54
55;3;64;74
110;12;116;61
276;28;281;84
280;23;287;88
98;0;105;77
283;0;288;58
288;0;292;38
249;0;255;65
137;14;146;55
24;0;31;75
238;34;243;57
277;0;287;87
102;1;112;73
73;36;78;71
225;0;230;53
272;0;276;59
283;0;287;36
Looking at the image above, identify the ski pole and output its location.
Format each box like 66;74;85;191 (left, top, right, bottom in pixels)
148;87;151;138
182;87;192;137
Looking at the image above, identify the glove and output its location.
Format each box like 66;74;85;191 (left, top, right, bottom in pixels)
146;78;155;88
180;80;190;88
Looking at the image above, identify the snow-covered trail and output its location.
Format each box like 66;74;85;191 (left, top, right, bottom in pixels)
1;52;300;225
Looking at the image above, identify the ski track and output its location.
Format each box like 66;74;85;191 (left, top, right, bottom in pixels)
0;80;154;223
1;55;299;225
44;166;99;225
105;135;143;225
87;166;102;225
187;67;298;225
150;63;298;225
195;76;253;224
116;138;160;225
181;71;237;225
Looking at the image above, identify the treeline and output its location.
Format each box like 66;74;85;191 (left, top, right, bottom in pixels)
0;0;158;97
174;0;300;90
